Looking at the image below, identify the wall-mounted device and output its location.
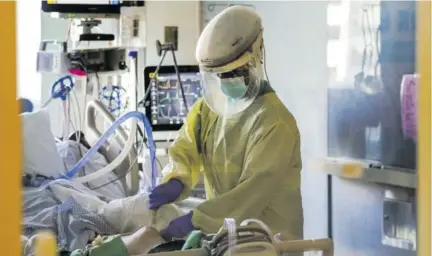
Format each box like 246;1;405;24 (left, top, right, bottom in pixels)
143;65;201;131
37;41;70;74
77;19;115;41
69;47;127;73
164;26;178;51
382;188;416;251
41;0;144;19
41;0;145;42
37;42;127;74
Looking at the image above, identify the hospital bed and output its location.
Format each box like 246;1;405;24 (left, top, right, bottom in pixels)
84;99;206;211
83;99;140;196
22;98;184;255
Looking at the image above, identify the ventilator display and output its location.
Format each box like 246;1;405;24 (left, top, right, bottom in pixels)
150;72;201;125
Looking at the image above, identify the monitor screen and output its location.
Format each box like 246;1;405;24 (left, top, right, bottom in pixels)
144;66;201;131
41;0;143;15
47;0;119;4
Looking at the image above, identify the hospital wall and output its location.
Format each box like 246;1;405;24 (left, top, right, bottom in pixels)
145;1;200;66
38;0;329;240
17;0;42;108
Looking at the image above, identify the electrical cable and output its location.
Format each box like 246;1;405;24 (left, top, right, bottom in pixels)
139;49;168;107
71;90;87;179
126;50;164;172
56;80;87;182
64;96;70;139
95;71;100;87
135;123;163;171
69;63;90;182
65;19;72;42
262;45;271;85
131;53;141;172
68;119;89;187
72;90;83;142
171;48;190;113
137;46;189;115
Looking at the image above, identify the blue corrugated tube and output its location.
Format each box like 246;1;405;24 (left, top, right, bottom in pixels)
62;111;157;189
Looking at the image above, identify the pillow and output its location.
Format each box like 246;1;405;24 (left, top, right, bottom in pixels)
21;109;66;178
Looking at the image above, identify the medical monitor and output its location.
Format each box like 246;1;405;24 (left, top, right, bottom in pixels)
144;66;201;131
41;1;144;18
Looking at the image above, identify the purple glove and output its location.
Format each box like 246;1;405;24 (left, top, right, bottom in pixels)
149;179;184;210
160;211;195;241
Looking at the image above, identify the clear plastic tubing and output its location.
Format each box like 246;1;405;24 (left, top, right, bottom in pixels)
240;219;276;244
62;111;157;189
224;218;237;256
74;119;137;184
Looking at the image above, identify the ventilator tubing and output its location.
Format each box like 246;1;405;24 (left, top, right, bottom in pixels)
240;219;276;244
73;119;137;184
63;111;157;188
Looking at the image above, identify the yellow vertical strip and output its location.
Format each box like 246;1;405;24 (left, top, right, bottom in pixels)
35;232;57;256
0;1;21;255
417;1;431;256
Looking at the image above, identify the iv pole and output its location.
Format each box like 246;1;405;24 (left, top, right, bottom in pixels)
138;40;189;114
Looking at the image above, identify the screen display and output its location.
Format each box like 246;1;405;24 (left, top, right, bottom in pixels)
149;72;202;125
47;0;120;4
42;0;143;14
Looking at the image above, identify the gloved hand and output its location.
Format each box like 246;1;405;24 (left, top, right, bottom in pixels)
148;179;184;210
160;211;195;241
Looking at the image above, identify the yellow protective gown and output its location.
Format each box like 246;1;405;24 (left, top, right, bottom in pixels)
162;83;303;239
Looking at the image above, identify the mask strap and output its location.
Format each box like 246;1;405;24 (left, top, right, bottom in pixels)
262;45;271;85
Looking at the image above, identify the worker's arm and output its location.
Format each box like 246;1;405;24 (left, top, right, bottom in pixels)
192;122;301;233
161;99;204;200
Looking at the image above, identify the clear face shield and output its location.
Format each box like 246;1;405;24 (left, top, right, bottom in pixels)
201;58;264;117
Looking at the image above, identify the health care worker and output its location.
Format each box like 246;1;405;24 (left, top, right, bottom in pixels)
149;6;303;240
